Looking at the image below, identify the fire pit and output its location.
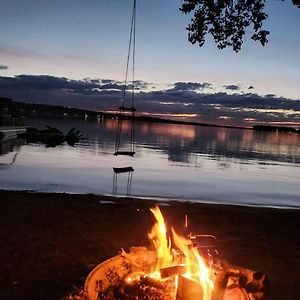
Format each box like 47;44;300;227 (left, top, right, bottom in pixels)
84;207;267;300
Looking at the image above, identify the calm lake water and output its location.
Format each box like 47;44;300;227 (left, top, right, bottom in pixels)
0;117;299;208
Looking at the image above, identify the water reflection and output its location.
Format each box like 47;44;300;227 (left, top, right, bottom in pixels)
0;137;25;156
112;166;134;196
23;118;299;165
0;117;299;207
112;120;299;165
0;138;25;168
0;150;20;168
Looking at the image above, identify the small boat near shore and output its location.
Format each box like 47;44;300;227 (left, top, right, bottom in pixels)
19;126;83;147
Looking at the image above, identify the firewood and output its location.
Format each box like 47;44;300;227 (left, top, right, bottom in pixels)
160;266;185;279
220;260;267;292
176;275;203;300
210;271;230;300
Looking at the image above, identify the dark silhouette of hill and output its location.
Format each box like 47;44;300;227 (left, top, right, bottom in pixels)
0;97;249;130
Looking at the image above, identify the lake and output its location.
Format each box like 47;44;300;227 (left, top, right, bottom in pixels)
0;117;299;208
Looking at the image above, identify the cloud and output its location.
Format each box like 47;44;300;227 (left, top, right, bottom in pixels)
264;94;276;98
223;84;240;91
0;75;149;94
0;75;299;126
0;65;8;70
171;82;212;91
0;75;100;91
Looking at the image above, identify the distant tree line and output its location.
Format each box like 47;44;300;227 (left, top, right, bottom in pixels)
253;125;299;133
1;97;299;133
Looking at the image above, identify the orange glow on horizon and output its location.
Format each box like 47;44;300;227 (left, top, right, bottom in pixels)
99;110;299;129
100;110;198;119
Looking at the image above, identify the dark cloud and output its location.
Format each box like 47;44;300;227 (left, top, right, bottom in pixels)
0;75;98;91
101;79;115;84
90;79;100;84
0;75;299;126
171;82;212;91
0;75;147;94
133;80;150;90
0;65;8;70
223;84;240;91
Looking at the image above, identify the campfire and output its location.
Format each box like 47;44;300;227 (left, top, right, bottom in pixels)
84;207;267;300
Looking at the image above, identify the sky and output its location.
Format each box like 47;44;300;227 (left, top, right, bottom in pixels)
0;0;300;126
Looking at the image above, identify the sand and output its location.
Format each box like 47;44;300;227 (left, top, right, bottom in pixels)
0;190;299;299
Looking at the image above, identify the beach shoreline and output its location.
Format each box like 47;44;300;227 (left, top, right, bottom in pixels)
0;190;299;299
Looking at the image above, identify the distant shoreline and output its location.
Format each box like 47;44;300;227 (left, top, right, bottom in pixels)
2;97;299;133
13;99;251;130
14;100;300;133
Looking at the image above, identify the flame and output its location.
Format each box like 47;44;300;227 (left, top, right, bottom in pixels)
125;206;214;298
146;206;214;299
172;229;214;300
148;206;174;273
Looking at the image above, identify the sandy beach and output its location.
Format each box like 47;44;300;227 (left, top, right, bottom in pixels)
0;190;299;299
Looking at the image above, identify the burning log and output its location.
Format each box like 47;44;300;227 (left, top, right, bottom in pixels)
239;271;268;299
176;275;204;300
218;261;268;300
160;266;185;279
210;271;230;300
224;287;249;300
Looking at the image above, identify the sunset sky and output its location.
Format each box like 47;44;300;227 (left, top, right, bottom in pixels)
0;0;299;126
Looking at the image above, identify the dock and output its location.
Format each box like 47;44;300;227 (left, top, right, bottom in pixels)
0;126;27;141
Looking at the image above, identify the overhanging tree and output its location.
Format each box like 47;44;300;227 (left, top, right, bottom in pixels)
180;0;300;52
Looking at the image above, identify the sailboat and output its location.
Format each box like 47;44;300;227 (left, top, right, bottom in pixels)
114;0;137;157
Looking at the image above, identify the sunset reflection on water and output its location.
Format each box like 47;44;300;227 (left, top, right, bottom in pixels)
0;118;299;208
